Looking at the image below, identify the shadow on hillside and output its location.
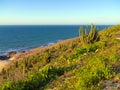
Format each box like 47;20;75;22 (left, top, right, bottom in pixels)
38;65;77;90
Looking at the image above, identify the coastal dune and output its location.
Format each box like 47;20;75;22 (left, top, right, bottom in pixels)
0;25;120;89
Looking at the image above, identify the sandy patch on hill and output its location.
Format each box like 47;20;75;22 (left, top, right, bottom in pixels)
0;60;10;72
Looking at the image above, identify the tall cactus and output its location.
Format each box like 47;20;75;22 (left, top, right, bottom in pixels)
85;25;88;35
87;24;99;43
79;26;85;36
79;26;86;44
87;24;95;43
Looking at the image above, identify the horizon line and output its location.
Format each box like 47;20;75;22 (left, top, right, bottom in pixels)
0;24;115;26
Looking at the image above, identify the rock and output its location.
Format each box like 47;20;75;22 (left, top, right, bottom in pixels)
19;51;26;53
101;80;120;90
0;55;8;60
7;51;17;58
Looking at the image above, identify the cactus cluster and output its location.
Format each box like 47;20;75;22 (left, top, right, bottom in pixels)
79;24;100;44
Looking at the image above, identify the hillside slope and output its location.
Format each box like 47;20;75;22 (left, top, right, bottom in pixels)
0;25;120;90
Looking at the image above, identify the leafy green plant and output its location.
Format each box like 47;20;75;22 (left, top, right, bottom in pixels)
75;58;113;89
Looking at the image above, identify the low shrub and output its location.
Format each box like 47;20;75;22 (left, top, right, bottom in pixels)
0;65;64;90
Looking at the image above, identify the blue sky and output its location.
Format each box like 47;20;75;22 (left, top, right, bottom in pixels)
0;0;120;25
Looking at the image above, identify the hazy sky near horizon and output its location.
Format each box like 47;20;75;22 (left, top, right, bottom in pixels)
0;0;120;25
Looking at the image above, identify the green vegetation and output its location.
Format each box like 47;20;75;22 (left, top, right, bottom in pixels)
0;25;120;90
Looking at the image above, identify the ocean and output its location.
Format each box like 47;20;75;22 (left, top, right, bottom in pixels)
0;25;110;55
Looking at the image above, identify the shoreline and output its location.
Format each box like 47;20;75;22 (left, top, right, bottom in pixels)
0;37;79;72
0;40;61;56
0;39;63;60
9;37;78;60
